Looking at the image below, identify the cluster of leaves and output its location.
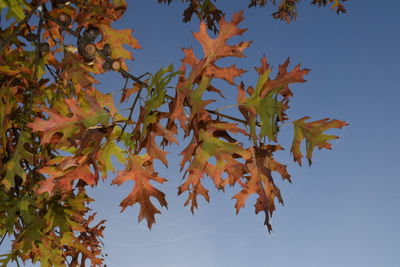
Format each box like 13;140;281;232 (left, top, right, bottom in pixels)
158;0;348;32
0;0;347;266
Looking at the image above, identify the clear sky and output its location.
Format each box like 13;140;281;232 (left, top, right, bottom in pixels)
4;0;400;266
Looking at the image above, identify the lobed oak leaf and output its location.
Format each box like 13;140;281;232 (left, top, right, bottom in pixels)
191;11;251;85
291;117;348;166
84;86;118;117
141;121;178;166
1;131;35;191
59;49;100;93
193;11;248;60
233;146;285;232
75;0;127;27
238;55;310;142
134;107;178;166
178;178;210;214
111;154;167;229
37;156;98;195
97;140;126;178
261;56;310;99
179;121;249;211
97;24;141;61
28;98;110;146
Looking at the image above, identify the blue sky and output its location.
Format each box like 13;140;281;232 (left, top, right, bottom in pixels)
3;0;400;266
92;1;400;266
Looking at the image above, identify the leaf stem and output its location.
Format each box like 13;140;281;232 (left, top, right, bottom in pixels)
118;85;144;141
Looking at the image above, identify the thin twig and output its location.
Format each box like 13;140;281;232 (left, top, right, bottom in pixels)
0;230;8;246
164;94;260;126
45;64;59;82
44;12;265;128
119;86;144;141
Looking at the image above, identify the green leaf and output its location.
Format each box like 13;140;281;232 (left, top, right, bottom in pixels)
0;0;31;22
1;131;33;190
142;65;180;135
98;141;126;175
291;117;348;165
241;67;284;142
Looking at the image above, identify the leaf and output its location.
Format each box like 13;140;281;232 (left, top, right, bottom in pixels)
0;131;34;191
260;57;310;100
241;69;284;142
0;0;31;22
98;140;126;177
233;145;287;232
97;24;141;60
37;156;98;195
146;65;180;111
111;153;167;229
311;0;347;14
192;11;251;85
178;121;249;212
28;98;109;146
291;117;348;166
59;50;100;93
238;56;310;142
0;85;15;152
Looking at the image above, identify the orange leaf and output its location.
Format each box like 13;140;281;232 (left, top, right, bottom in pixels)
97;24;141;61
111;154;167;229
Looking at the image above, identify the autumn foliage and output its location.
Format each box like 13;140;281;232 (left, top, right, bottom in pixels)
0;0;347;266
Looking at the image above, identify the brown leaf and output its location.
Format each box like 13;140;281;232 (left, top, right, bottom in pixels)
111;154;167;229
27;98;103;146
192;12;251;84
37;156;98;195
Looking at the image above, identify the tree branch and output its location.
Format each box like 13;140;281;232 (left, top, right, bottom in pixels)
44;12;262;129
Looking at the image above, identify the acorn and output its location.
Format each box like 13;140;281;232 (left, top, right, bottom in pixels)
101;43;111;57
25;33;37;42
84;57;95;66
110;59;121;71
83;26;100;43
39;42;50;54
102;61;111;71
57;12;72;26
